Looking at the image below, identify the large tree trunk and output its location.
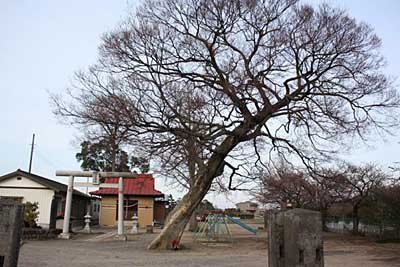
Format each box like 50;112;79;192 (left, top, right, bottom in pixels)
147;179;211;249
187;146;198;232
188;211;198;232
148;134;239;250
111;140;116;172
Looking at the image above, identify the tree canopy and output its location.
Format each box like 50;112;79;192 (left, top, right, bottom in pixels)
76;140;150;173
76;140;130;172
55;0;399;249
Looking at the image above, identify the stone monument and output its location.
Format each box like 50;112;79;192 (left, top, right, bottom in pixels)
268;208;324;267
0;199;23;267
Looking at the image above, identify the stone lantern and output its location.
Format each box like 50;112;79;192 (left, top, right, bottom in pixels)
83;213;92;233
131;213;138;234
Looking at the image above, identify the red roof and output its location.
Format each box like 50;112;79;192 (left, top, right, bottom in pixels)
90;174;163;197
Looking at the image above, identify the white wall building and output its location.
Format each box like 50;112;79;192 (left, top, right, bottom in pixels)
0;169;92;229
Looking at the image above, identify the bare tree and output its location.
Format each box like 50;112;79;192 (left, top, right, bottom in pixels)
374;184;400;237
51;71;135;171
257;164;314;208
310;168;350;230
257;163;348;230
64;0;398;249
258;163;392;233
340;163;387;234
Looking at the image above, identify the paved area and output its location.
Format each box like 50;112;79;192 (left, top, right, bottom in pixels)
18;225;400;267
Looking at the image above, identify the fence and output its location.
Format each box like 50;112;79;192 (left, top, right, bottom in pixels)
326;217;400;240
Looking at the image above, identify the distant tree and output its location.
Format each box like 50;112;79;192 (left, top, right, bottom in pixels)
198;199;215;212
259;162;393;234
130;156;150;173
76;140;130;172
51;73;135;172
369;184;400;237
311;168;350;230
258;164;315;208
378;184;400;223
340;163;387;234
257;163;353;230
165;194;178;215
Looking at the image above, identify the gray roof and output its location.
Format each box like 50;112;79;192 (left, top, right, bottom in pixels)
0;169;91;199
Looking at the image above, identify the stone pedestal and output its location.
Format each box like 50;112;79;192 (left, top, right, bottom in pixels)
268;208;324;267
58;233;71;239
114;234;127;241
0;199;23;267
146;225;153;234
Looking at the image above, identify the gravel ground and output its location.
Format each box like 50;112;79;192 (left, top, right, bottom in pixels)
17;225;400;267
18;233;267;266
324;233;400;267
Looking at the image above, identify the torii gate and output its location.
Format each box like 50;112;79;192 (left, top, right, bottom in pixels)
55;170;137;239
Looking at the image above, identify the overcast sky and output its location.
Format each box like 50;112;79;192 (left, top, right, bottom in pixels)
1;0;399;209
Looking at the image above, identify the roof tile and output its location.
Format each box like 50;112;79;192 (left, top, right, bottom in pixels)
90;174;163;196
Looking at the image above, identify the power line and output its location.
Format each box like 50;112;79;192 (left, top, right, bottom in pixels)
34;150;59;170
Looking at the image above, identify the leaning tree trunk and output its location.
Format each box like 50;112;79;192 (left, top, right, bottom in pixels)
147;178;212;249
110;136;117;172
148;134;239;250
188;212;198;232
187;136;198;232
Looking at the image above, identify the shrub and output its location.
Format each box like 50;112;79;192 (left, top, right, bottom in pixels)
24;201;40;228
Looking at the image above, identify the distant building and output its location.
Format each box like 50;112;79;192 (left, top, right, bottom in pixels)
236;201;263;217
0;169;92;229
90;174;166;228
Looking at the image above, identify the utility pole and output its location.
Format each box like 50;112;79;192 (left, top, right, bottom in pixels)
28;133;35;173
